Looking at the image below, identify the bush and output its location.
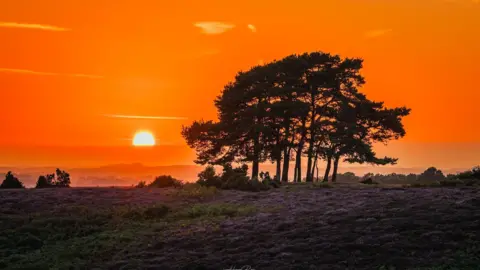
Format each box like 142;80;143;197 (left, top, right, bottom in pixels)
148;175;183;188
418;167;446;182
312;182;333;188
174;183;219;199
260;171;281;188
135;181;147;188
196;164;271;192
439;179;466;187
360;178;378;185
197;166;222;188
0;172;25;189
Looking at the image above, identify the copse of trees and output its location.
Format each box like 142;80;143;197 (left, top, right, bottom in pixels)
135;175;183;188
182;51;410;182
0;171;25;189
35;169;71;188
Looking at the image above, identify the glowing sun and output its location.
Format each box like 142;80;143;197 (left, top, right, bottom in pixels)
133;131;156;146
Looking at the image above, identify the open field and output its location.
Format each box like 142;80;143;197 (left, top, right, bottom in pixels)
1;185;480;270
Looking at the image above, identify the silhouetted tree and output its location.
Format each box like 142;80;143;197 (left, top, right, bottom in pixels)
35;174;55;188
418;167;446;182
35;169;70;188
0;172;25;189
182;51;410;183
55;169;71;188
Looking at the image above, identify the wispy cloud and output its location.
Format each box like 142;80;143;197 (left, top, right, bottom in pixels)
247;24;257;33
194;22;235;35
103;114;188;120
0;22;70;31
365;29;392;38
0;68;102;79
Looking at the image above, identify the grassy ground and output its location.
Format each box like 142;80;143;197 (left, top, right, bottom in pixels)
1;184;479;269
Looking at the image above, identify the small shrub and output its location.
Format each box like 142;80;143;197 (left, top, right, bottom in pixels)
221;174;269;192
174;203;257;219
135;181;147;188
262;178;281;188
405;182;441;188
312;182;333;188
360;178;378;185
197;166;222;188
196;164;270;192
175;183;219;199
439;179;466;187
0;172;25;189
149;175;183;188
35;174;54;188
260;171;281;188
143;205;170;219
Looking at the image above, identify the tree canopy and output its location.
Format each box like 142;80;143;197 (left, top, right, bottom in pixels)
182;51;411;182
35;169;71;188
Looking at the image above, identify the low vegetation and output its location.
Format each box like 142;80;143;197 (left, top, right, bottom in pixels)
135;175;183;189
173;183;219;199
1;186;480;269
196;164;280;192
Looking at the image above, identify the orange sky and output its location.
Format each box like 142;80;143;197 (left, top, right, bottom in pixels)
1;0;479;169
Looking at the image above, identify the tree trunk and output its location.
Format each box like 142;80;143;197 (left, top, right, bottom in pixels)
276;155;282;181
306;88;317;182
332;155;340;182
281;147;291;182
293;154;298;183
312;151;319;182
306;136;315;182
251;136;260;179
323;155;332;182
296;154;302;182
252;160;259;180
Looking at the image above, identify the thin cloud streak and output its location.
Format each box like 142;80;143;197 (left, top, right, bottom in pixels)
194;22;235;34
0;22;70;31
0;68;103;79
365;29;392;38
103;114;188;120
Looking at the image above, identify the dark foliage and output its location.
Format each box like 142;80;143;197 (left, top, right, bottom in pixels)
0;172;25;189
148;175;183;188
196;164;271;192
418;167;446;182
35;169;71;188
360;178;378;185
197;166;222;188
135;181;147;188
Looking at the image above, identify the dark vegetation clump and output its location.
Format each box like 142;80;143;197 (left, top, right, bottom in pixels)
35;169;71;188
135;180;147;188
359;177;378;185
402;166;480;188
136;175;183;188
149;175;183;188
196;164;275;192
0;172;25;189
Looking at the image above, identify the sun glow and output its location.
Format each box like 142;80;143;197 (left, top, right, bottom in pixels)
133;131;155;146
